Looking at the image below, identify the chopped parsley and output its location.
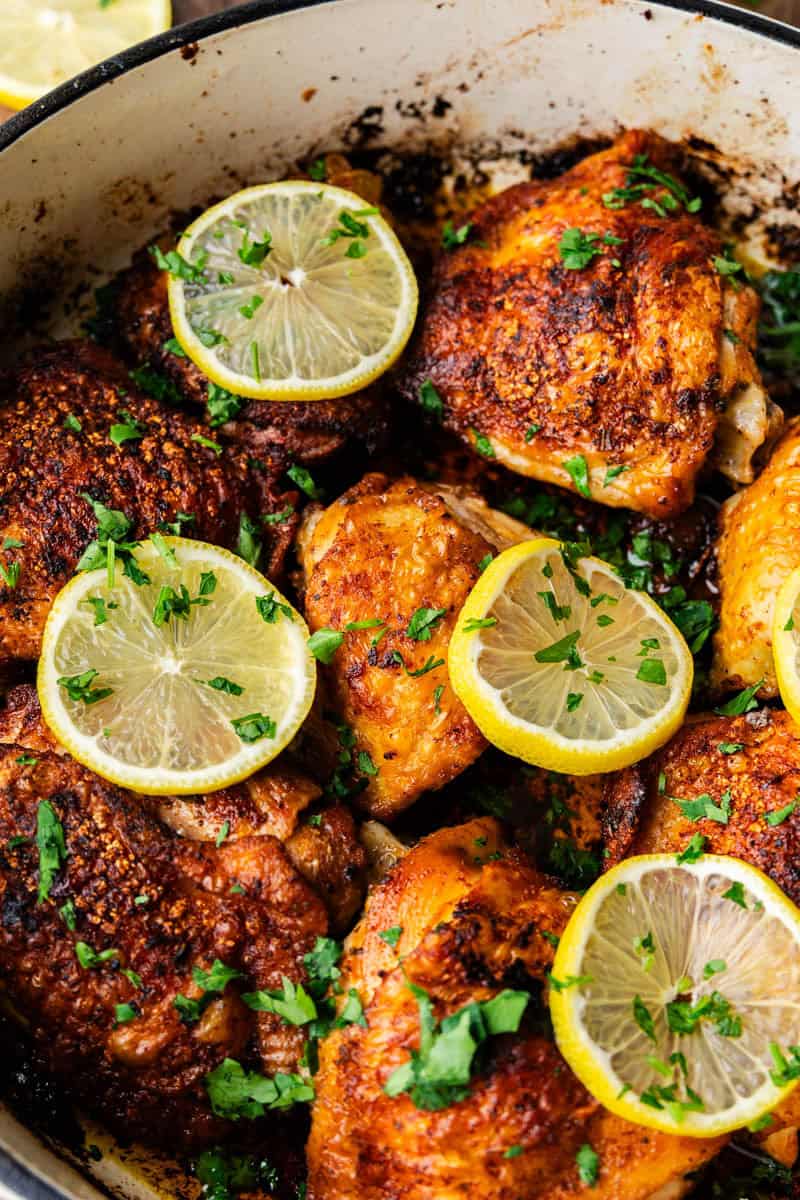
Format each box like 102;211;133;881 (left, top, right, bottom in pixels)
205;1058;313;1119
379;926;403;948
764;799;797;826
231;713;276;743
287;463;322;499
559;228;603;270
58;668;113;705
636;658;667;685
563;455;592;498
676;833;706;864
238;295;264;320
576;1143;599;1187
441;220;474;250
534;630;583;669
308;627;344;663
673;790;731;824
206;382;245;427
406;607;446;642
256;591;293;623
75;941;120;969
470;427;495;458
714;678;764;716
238;230;272;267
203;677;244;696
36;800;67;903
419;378;444;420
149;245;207;284
63;413;82;432
463;616;497;633
383;984;529;1111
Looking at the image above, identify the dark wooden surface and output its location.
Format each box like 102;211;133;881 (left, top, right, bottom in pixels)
0;0;797;124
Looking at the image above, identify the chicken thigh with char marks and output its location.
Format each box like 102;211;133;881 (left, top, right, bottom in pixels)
306;818;729;1200
0;341;295;664
0;685;365;1148
299;474;535;821
399;129;780;518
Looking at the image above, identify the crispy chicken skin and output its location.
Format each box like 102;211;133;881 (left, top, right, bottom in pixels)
158;769;367;934
0;688;326;1150
110;250;390;466
2;683;366;935
603;708;800;902
712;415;800;698
398;129;779;518
0;341;295;663
306;819;725;1200
298;474;490;821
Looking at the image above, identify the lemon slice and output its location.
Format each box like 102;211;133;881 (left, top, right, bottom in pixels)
0;2;172;110
772;565;800;724
166;181;419;401
447;537;692;774
549;853;800;1137
37;537;315;795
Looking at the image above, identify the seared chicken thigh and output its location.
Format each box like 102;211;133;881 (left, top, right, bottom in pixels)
399;130;780;518
713;416;800;698
0;342;294;663
0;687;326;1150
306;819;726;1200
604;707;800;904
299;474;492;820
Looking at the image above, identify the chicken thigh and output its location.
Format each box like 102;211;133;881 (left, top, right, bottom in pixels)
712;416;800;699
399;129;780;518
603;707;800;904
298;474;493;821
306;819;726;1200
0;341;294;663
0;687;326;1150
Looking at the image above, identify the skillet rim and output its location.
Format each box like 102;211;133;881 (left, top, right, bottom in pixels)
1;0;800;156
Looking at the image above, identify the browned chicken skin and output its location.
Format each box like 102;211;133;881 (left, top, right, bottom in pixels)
110;250;390;466
0;688;328;1151
712;415;800;699
307;819;726;1200
604;707;800;904
0;341;295;663
399;129;779;518
299;474;490;821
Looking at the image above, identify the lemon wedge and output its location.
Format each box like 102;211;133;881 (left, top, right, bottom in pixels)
447;537;692;774
37;537;315;795
165;181;418;401
0;2;171;111
549;853;800;1137
772;565;800;725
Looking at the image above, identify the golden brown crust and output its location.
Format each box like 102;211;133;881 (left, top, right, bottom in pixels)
111;251;391;466
0;341;296;663
713;416;800;699
398;129;759;519
0;689;326;1150
307;820;724;1200
299;474;488;820
603;708;800;903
